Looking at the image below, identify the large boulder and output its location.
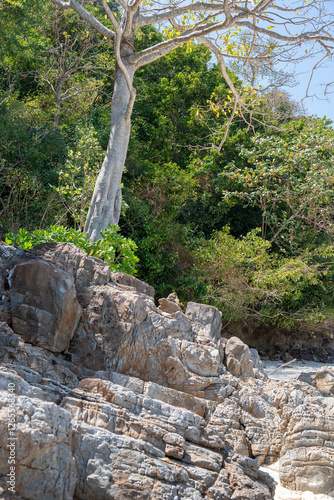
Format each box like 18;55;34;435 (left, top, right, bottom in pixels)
297;366;334;395
10;259;81;352
225;336;265;379
33;242;112;306
185;302;222;345
111;271;155;299
313;366;334;395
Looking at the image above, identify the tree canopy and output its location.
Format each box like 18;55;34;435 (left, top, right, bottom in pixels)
45;0;334;240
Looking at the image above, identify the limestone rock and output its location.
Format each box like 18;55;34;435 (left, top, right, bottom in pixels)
74;283;235;400
62;375;273;499
9;259;81;352
238;385;282;465
167;292;181;305
179;340;221;377
280;399;334;496
0;322;80;403
111;271;155;298
1;241;334;499
225;336;265;379
209;454;275;500
33;242;112;306
0;388;77;500
185;302;222;345
297;366;334;395
313;366;334;395
159;297;182;314
297;370;317;385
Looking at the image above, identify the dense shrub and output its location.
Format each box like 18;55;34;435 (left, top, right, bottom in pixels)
5;224;139;275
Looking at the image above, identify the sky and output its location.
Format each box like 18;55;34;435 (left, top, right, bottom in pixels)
285;57;334;122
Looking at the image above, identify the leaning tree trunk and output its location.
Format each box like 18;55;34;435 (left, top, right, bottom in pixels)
84;62;135;241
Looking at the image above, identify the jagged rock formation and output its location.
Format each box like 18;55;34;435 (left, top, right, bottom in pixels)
0;242;333;499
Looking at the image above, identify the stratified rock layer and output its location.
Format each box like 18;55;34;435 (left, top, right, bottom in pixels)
280;399;334;496
0;242;333;499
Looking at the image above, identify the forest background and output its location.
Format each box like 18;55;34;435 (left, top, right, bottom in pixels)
2;0;334;341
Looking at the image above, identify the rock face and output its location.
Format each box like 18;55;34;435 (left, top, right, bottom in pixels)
10;259;81;352
225;336;265;379
0;242;333;499
280;399;334;496
0;388;77;500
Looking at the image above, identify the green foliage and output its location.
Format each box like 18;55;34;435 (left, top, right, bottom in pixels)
122;162;204;299
221;118;334;248
0;99;66;231
197;227;334;333
128;42;232;171
5;224;139;274
55;123;104;229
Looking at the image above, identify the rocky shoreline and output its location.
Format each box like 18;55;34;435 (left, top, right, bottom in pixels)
0;242;333;499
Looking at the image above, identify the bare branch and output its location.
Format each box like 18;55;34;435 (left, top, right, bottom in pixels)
102;0;121;33
133;18;233;67
136;2;226;28
236;20;334;44
70;0;115;40
200;36;243;151
117;0;130;11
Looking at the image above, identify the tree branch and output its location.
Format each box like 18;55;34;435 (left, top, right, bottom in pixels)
200;36;241;152
136;2;227;28
63;0;116;40
236;20;334;44
133;18;235;67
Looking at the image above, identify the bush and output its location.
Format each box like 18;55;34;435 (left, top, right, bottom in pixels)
196;227;334;335
5;224;139;275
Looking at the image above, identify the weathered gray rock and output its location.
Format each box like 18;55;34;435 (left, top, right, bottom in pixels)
159;297;182;314
62;376;273;499
33;242;112;306
0;386;77;500
313;366;334;395
72;283;235;400
2;242;334;499
10;259;81;352
225;336;265;379
297;370;317;385
297;366;334;395
0;322;80;403
209;454;275;500
185;302;222;345
280;399;334;496
111;271;155;298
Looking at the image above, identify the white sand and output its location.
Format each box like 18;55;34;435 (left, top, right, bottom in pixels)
262;360;334;382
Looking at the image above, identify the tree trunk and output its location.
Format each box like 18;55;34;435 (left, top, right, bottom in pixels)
84;62;135;241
